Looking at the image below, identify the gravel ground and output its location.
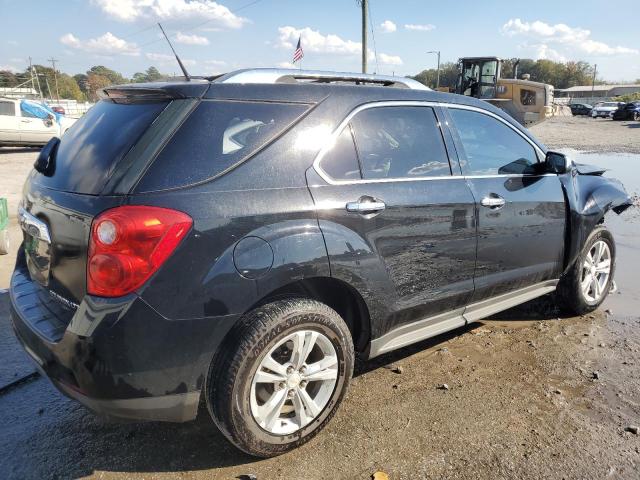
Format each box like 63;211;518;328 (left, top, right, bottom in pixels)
0;116;639;479
530;115;640;153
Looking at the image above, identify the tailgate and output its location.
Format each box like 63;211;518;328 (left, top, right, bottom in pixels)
19;179;122;305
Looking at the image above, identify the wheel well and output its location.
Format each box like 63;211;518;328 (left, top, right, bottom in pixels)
251;277;371;353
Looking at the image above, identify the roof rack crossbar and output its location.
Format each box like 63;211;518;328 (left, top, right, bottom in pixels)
216;68;430;91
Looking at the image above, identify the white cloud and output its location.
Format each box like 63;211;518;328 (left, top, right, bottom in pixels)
174;32;210;45
0;65;20;73
532;44;566;62
7;40;18;46
205;59;227;66
277;26;403;71
380;20;397;33
502;18;638;56
377;53;403;66
278;26;361;55
92;0;247;28
404;24;435;31
60;32;140;56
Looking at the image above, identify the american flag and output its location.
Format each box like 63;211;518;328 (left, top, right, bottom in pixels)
292;36;304;63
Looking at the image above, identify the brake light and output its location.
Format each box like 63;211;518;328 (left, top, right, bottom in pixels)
88;206;192;297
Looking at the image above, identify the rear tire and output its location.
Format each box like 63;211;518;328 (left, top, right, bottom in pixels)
206;298;354;457
556;226;615;316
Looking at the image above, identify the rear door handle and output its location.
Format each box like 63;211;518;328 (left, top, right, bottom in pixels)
481;195;506;209
346;199;386;214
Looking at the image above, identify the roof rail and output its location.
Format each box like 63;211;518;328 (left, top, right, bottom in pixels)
215;68;431;91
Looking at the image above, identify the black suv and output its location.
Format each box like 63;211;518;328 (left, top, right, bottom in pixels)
612;101;640;121
569;103;593;116
10;69;631;457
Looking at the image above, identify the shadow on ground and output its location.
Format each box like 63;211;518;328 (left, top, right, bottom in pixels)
0;291;566;479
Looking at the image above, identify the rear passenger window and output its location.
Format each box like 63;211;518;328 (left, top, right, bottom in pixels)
0;101;15;116
319;127;361;180
449;108;538;175
136;100;308;192
350;106;451;179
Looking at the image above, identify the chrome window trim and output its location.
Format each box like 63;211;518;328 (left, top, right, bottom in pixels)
312;101;549;186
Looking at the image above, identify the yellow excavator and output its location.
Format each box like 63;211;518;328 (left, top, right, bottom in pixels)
454;57;554;126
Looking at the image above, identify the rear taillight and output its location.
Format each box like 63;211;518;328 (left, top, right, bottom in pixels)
87;206;192;297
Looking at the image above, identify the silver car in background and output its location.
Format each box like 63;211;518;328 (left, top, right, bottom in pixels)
591;101;624;118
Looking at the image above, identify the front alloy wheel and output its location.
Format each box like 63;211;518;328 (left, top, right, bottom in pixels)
580;240;611;303
557;226;615;315
580;240;611;302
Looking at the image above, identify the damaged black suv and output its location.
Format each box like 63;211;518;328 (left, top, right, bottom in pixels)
10;69;631;457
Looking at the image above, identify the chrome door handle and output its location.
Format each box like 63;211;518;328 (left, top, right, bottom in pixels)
346;200;386;214
481;195;506;208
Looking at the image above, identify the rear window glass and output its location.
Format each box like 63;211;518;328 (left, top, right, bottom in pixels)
135;100;308;192
33;100;167;194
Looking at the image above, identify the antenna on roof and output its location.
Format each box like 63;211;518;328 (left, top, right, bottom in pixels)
157;22;191;81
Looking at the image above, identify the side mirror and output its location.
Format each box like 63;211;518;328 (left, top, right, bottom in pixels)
34;137;60;176
545;151;570;174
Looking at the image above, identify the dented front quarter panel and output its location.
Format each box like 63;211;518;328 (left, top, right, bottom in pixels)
558;163;632;272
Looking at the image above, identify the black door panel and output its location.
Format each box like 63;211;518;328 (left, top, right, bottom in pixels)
446;106;566;302
468;175;566;300
308;104;477;339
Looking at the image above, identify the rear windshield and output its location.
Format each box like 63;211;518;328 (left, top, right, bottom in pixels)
33;100;167;194
134;100;308;192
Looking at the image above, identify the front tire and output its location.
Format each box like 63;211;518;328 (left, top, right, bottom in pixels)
557;226;615;316
206;299;354;457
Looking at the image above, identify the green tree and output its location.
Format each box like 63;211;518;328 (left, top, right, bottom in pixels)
57;73;84;101
131;66;167;83
412;62;459;90
73;74;89;94
87;66;127;85
86;73;112;101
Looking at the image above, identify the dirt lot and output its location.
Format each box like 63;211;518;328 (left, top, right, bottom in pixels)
531;115;640;153
0;117;639;479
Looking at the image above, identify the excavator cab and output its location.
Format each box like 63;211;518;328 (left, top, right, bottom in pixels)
456;57;501;99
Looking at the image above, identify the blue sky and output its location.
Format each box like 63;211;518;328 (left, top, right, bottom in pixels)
1;0;639;82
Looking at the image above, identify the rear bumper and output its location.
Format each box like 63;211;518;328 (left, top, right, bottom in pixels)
10;248;239;422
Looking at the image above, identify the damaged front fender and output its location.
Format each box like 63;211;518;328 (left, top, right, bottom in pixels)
559;162;632;272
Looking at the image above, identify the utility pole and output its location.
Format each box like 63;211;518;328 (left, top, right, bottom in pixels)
427;51;441;89
32;64;43;101
361;0;368;73
591;64;597;101
28;56;36;95
48;57;60;102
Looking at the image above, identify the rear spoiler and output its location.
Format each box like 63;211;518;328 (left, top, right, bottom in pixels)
99;87;183;104
99;81;210;103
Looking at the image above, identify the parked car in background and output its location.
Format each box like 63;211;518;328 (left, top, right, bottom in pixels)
569;103;592;116
612;101;640;121
10;69;632;457
0;98;76;147
591;102;624;118
50;105;66;115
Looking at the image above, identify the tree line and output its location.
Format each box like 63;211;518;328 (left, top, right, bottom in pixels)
412;58;640;91
0;65;169;102
1;58;638;102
